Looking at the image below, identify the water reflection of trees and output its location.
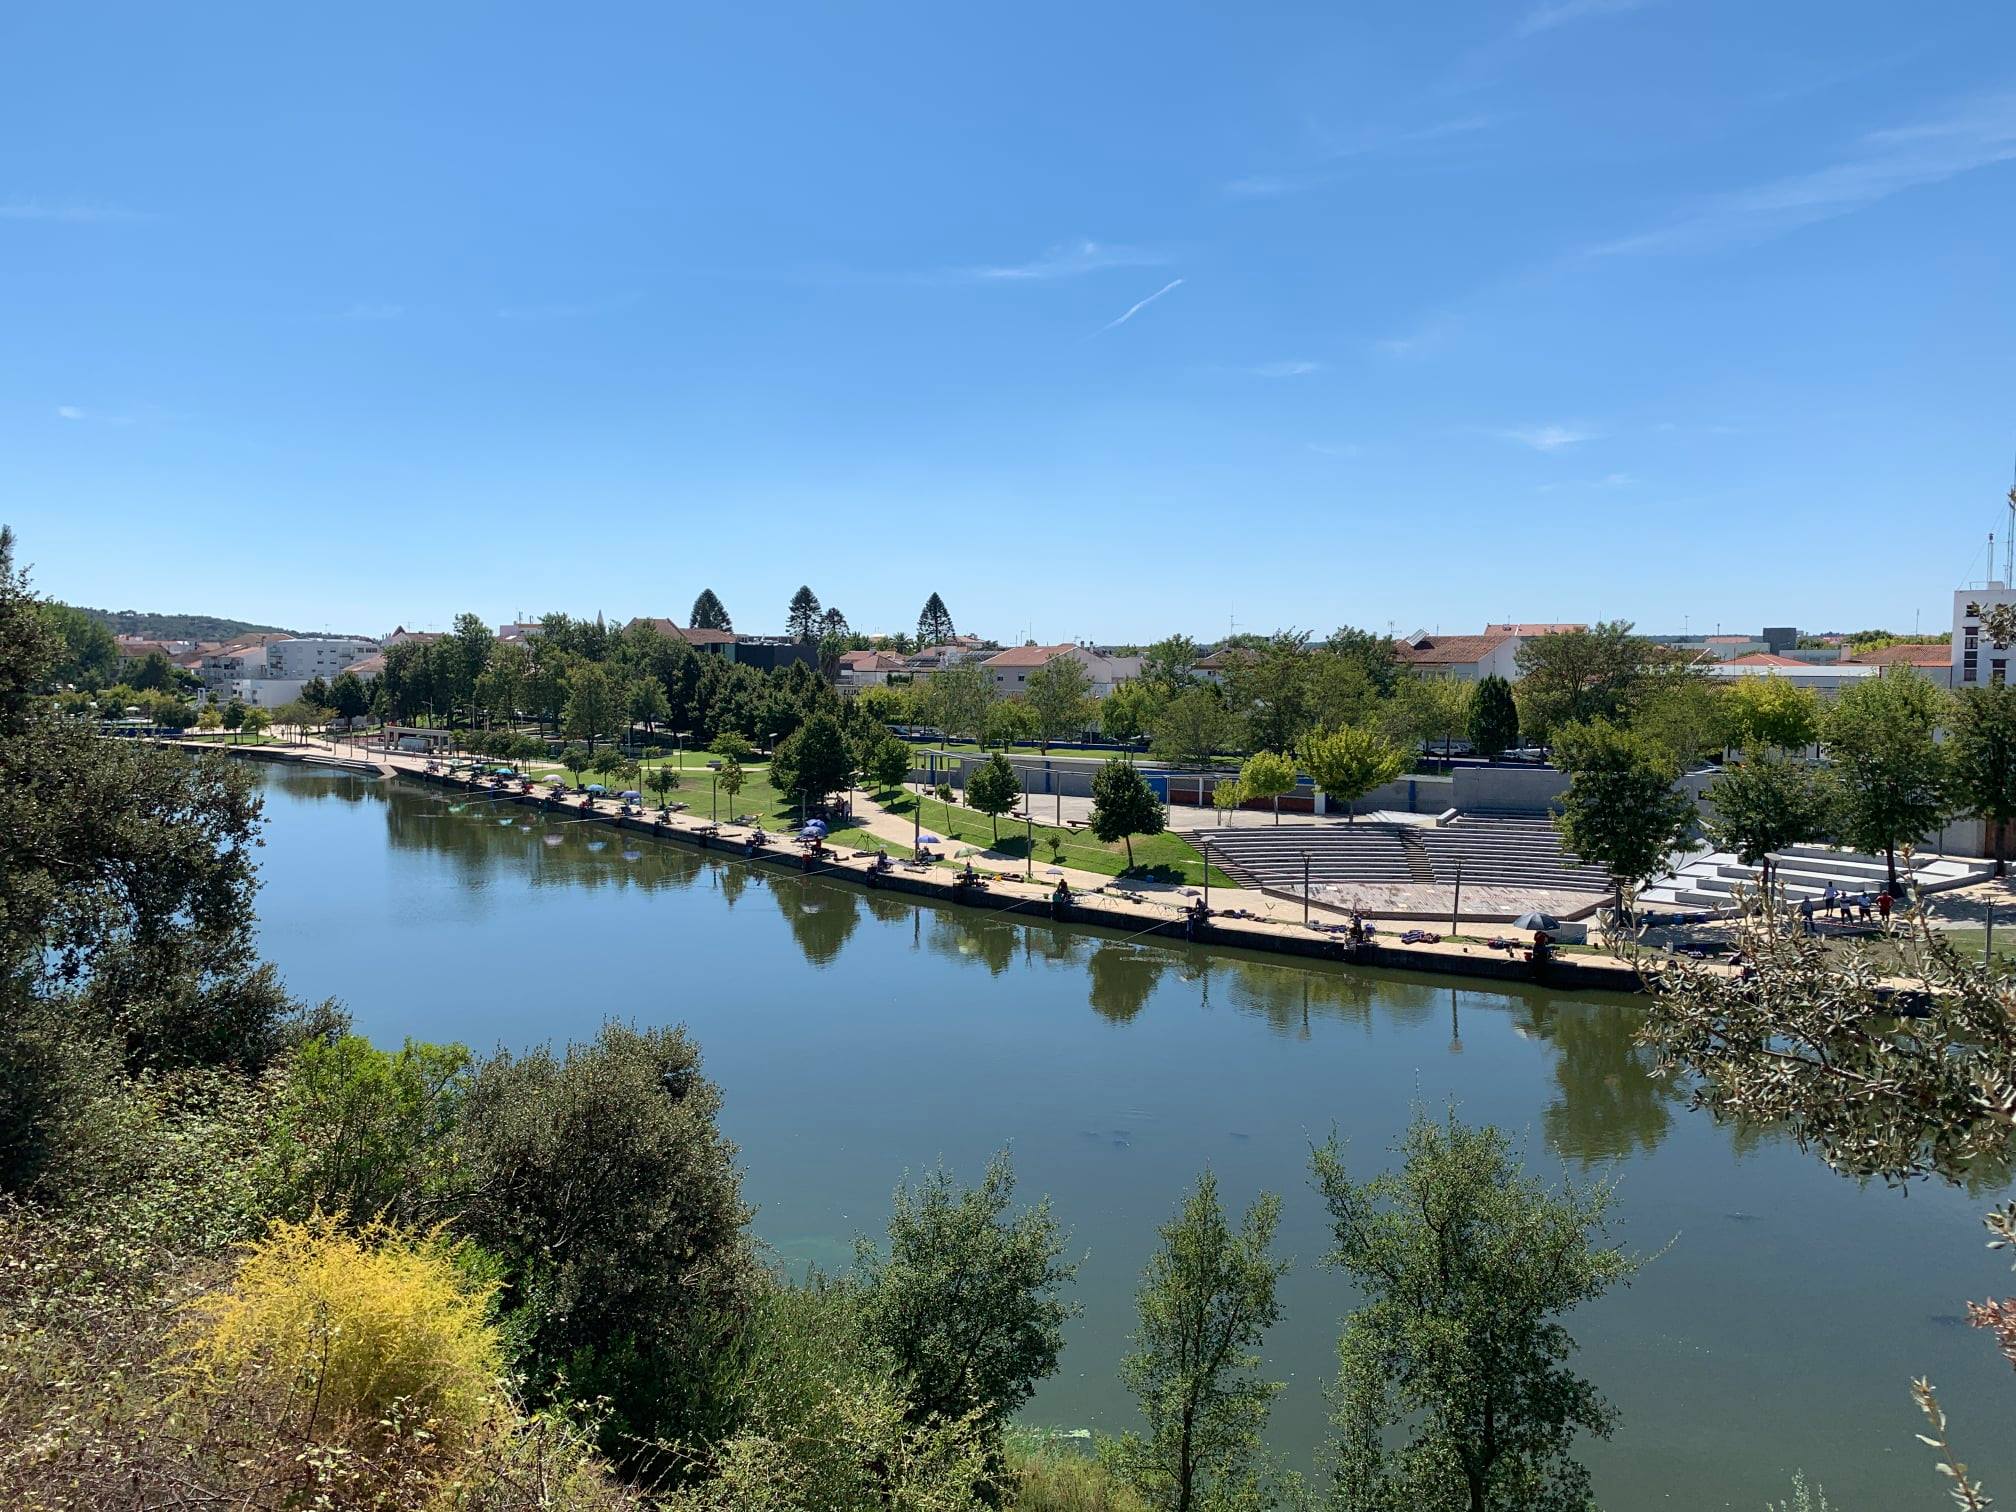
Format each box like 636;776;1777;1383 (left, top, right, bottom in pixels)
1513;997;1682;1164
765;877;861;967
265;768;373;805
1220;959;1433;1038
382;785;708;896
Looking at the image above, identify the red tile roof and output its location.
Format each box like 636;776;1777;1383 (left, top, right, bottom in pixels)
1723;652;1809;668
982;643;1074;668
1847;643;1951;667
1392;633;1512;665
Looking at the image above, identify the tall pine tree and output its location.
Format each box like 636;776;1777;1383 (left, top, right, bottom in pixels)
689;589;732;632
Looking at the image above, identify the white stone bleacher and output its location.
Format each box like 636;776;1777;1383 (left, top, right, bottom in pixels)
1639;843;1991;912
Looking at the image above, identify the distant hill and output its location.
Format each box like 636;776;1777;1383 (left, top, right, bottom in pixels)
77;607;299;642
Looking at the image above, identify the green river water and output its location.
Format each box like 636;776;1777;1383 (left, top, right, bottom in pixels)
245;764;2013;1509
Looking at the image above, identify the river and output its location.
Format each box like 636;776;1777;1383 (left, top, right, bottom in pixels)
246;763;2013;1508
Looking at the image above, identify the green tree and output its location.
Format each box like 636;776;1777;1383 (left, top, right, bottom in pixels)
630;675;671;736
1151;686;1238;768
1552;718;1695;916
916;592;956;647
36;601;121;689
983;696;1038;750
1467;674;1520;759
855;1151;1078;1436
456;1023;758;1459
257;1034;471;1225
786;585;823;642
965;751;1023;842
1234;750;1296;826
239;707;271;744
0;527;300;1184
330;669;370;721
221;699;246;743
1822;669;1951;892
868;735;914;793
921;660;996;744
1705;747;1829;898
1300;724;1407;822
717;756;745;817
1725;674;1821;753
689;588;733;631
1141;634;1201;694
1315;1113;1636;1512
474;638;529;728
1090;758;1168;869
1945;682;2016;868
1381;675;1470;760
1101;678;1163;746
1514;621;1654;739
563;659;624;750
1025;654;1094;751
560;743;591;783
712;731;755;764
1325;624;1401;697
646;763;680;811
1627;666;1733;769
1220;632;1315;754
772;711;855;811
1112;1172;1287;1512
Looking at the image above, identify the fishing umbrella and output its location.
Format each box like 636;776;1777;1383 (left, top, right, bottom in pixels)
1512;911;1561;932
584;783;606;794
919;832;942;845
544;775;568;787
802;818;829;837
620;790;643;802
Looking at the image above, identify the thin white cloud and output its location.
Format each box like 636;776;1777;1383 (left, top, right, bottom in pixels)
1227;117;1496;199
1591;93;2016;256
1100;278;1185;332
342;301;405;321
53;404;132;425
1306;441;1364;459
0;199;147;223
1249;360;1322;378
1517;0;1651;38
1497;424;1597;452
974;240;1165;281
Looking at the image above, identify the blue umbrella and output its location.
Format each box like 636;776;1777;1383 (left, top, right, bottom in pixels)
620;790;643;802
585;783;606;794
802;818;829;836
919;832;942;844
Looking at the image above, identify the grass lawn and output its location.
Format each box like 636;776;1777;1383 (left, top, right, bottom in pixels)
874;788;1237;888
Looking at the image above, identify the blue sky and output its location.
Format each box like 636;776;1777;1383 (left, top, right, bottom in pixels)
3;3;2014;642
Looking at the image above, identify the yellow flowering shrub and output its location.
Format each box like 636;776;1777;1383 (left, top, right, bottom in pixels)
173;1215;501;1455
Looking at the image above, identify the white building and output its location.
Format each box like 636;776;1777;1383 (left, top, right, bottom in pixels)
1704;653;1882;701
1390;631;1522;682
978;643;1142;698
263;636;378;681
1952;585;2016;688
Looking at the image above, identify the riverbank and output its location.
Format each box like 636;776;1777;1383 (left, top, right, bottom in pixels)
401;761;1648;994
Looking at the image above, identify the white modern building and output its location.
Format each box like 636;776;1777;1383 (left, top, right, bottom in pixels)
263;636;378;681
1952;585;2016;688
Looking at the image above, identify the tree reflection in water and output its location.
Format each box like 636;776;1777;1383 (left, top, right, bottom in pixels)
371;774;1683;1166
766;876;861;967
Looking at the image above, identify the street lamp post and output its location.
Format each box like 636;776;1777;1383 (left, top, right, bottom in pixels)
1451;860;1463;941
1302;851;1310;928
1025;812;1033;880
711;773;718;823
1202;838;1210;910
